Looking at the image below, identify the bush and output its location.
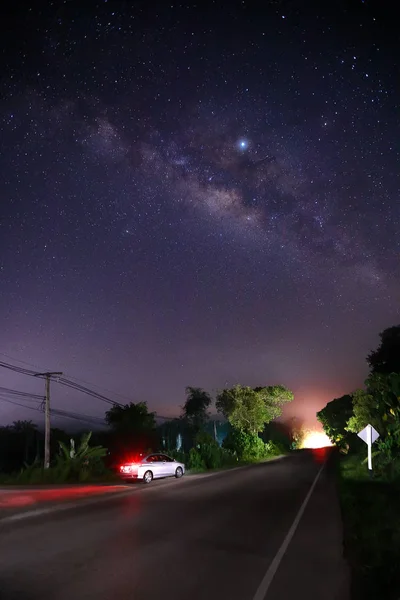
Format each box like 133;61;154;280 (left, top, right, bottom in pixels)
1;432;114;485
223;429;269;462
194;432;223;469
338;453;400;599
264;441;286;456
188;448;206;471
168;449;187;464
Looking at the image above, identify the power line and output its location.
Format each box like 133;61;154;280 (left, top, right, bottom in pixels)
0;352;45;371
0;397;43;413
0;360;123;407
63;372;136;404
0;360;38;377
0;352;134;404
0;394;42;405
55;377;123;407
51;408;105;425
0;396;105;426
0;385;44;400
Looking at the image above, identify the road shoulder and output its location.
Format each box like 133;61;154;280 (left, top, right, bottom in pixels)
259;457;350;599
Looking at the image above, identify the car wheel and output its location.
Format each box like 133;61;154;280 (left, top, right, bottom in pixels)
175;467;183;478
143;470;153;484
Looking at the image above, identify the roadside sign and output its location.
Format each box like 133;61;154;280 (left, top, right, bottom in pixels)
357;425;379;445
357;424;380;471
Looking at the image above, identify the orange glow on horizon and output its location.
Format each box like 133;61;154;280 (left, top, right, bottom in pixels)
301;430;333;449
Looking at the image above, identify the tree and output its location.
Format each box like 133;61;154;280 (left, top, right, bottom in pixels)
346;373;400;436
369;372;400;421
254;385;294;420
216;384;293;434
346;389;382;435
282;416;306;450
105;402;156;435
11;420;37;434
347;373;400;475
158;418;187;452
105;402;157;460
182;387;212;432
317;395;354;448
11;420;39;465
367;325;400;375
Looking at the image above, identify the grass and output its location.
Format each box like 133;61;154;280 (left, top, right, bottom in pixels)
0;453;286;484
337;453;400;600
0;466;120;486
186;453;286;475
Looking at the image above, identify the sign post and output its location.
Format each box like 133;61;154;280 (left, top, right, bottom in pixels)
357;424;379;472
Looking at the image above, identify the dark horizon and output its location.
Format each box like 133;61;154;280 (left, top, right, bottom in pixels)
1;1;399;430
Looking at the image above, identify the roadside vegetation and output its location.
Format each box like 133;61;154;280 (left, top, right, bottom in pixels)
317;324;400;600
0;383;295;485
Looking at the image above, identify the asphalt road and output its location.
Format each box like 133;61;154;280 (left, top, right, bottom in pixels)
0;451;346;600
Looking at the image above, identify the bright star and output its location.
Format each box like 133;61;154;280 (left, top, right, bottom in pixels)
238;139;249;150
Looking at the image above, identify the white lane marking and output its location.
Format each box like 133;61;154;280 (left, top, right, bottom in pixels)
252;462;325;600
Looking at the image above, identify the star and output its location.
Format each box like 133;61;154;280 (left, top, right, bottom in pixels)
238;139;249;151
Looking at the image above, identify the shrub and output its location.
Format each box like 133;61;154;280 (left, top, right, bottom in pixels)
168;449;187;464
264;441;286;456
223;429;268;462
188;448;206;471
194;432;222;469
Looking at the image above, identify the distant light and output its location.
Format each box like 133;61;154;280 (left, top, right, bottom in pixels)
238;139;249;150
301;431;332;449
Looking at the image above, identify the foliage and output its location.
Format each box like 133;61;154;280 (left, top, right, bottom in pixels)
216;384;293;434
367;372;400;419
346;388;382;434
345;373;400;476
158;418;186;452
182;387;212;433
174;427;280;473
265;440;287;456
168;448;187;464
261;420;292;451
222;429;269;461
56;431;108;481
254;385;294;420
367;325;400;375
3;432;110;485
194;431;222;469
338;453;400;599
317;394;354;448
0;420;41;473
105;402;156;435
10;420;37;434
216;386;266;433
282;417;305;450
187;447;206;471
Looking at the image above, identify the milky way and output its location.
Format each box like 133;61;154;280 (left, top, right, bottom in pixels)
0;1;399;427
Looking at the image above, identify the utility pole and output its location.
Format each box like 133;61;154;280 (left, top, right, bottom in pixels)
34;372;62;469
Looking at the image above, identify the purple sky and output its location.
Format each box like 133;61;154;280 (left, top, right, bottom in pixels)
1;1;399;430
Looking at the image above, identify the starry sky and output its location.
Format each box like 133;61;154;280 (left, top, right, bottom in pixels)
1;0;399;429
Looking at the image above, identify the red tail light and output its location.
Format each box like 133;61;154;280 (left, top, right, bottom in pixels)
120;463;140;473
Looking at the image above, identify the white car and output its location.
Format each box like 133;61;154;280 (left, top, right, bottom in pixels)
119;453;185;484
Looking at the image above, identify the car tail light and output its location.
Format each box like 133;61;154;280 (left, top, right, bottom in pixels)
120;463;139;473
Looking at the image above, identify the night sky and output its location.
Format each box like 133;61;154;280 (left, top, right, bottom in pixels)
1;1;399;429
